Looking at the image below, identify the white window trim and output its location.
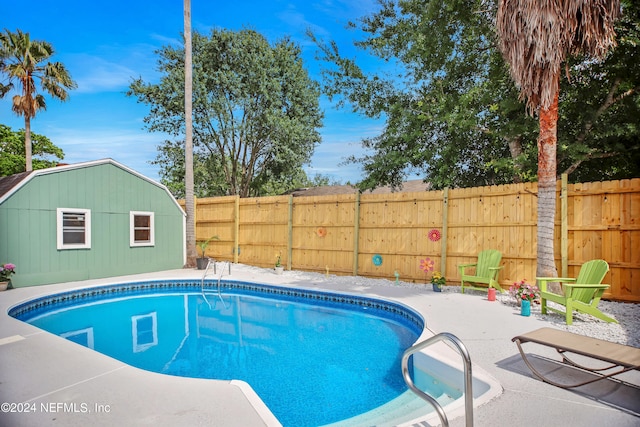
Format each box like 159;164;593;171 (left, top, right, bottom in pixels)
130;211;155;247
61;327;95;349
131;312;158;353
56;208;91;250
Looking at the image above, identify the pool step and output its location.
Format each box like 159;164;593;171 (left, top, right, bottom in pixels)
322;389;455;427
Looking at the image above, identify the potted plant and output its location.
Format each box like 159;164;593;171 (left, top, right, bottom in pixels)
509;279;540;316
0;263;16;291
509;279;540;305
430;271;446;292
274;252;284;274
196;236;219;270
419;257;445;292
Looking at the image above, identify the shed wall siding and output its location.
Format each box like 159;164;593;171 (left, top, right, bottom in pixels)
0;163;184;287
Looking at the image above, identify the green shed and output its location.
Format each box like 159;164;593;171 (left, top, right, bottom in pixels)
0;159;186;287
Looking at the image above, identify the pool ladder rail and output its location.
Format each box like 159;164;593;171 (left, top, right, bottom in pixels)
401;332;473;427
201;259;231;309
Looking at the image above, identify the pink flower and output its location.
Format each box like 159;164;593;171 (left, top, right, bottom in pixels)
510;279;539;302
0;263;16;281
419;257;435;273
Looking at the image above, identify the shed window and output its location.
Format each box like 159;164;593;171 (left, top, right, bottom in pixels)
130;211;155;247
57;208;91;250
131;312;157;353
61;328;95;349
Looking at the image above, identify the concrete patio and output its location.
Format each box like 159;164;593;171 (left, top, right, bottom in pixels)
0;265;638;426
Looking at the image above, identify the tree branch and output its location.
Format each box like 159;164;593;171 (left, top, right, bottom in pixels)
575;78;639;146
561;150;619;176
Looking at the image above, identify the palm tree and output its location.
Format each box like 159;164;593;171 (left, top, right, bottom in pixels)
0;29;76;172
496;0;620;280
184;0;197;268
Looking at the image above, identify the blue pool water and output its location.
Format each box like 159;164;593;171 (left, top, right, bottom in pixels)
11;280;433;426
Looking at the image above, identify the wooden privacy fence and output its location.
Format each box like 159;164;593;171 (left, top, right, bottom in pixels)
181;177;640;302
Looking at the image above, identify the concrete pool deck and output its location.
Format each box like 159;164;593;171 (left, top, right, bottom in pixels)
0;264;638;426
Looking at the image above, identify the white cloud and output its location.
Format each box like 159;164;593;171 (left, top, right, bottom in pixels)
63;40;164;94
149;33;181;46
43;126;166;181
278;5;329;37
69;57;137;93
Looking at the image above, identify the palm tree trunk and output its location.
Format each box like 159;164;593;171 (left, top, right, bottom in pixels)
24;116;33;171
536;87;559;285
183;0;197;268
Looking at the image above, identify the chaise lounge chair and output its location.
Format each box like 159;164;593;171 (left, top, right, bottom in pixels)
537;259;615;325
458;249;504;293
512;327;640;388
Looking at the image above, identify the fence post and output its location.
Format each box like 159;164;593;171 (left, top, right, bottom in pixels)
193;195;197;234
561;174;568;277
193;196;198;264
353;193;361;276
234;195;240;263
441;188;449;277
288;195;293;270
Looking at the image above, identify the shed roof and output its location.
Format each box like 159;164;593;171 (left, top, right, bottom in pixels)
0;159;185;215
287;179;431;197
0;171;32;200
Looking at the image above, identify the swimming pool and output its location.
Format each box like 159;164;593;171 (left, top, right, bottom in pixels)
9;279;461;426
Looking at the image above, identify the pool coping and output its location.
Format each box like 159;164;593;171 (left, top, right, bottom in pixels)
0;270;286;427
9;278;425;335
6;277;433;426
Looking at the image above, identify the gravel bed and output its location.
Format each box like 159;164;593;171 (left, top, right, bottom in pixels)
493;291;640;348
235;264;640;348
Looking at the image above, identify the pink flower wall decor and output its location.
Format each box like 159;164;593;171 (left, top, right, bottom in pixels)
419;257;435;273
428;229;441;242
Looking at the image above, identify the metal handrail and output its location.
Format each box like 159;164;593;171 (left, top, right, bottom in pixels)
201;260;231;309
401;332;473;427
216;261;231;307
200;259;215;309
200;259;214;291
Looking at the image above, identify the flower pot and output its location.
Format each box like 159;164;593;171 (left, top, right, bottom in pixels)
432;283;442;292
274;266;284;275
521;300;531;316
488;287;496;301
196;258;209;270
0;281;8;291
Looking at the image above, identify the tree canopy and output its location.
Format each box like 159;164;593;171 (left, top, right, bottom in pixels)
129;28;323;198
310;0;639;190
0;124;65;176
557;1;640;182
0;29;76;172
149;138;337;198
496;0;622;280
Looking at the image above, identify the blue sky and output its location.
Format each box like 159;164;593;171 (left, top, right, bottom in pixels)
1;0;388;184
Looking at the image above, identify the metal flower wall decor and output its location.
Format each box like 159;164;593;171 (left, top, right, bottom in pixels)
428;229;441;242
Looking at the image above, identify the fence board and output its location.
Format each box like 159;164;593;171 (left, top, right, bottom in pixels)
182;177;640;302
